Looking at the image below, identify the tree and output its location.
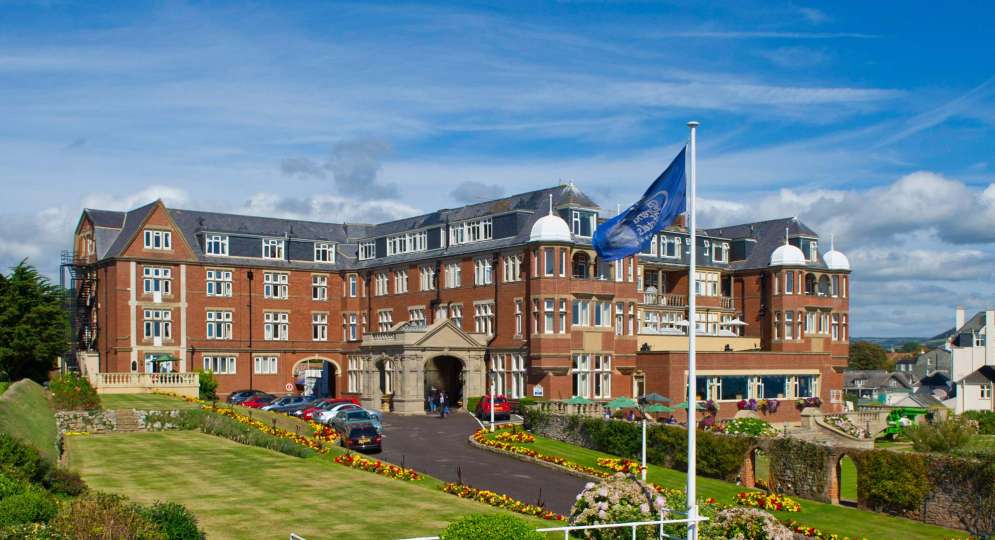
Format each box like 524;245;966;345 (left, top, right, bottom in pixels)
899;341;923;354
848;341;888;370
0;261;68;382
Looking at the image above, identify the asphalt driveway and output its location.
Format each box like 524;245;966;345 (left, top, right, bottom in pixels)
375;411;586;516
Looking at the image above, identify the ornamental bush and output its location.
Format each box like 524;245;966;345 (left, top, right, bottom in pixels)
0;487;59;527
0;471;26;499
962;410;995;435
140;501;205;540
196;370;218;401
199;411;315;458
569;473;668;540
48;373;100;411
0;433;51;486
439;513;542;540
904;417;977;453
856;450;929;512
49;492;165;540
701;507;794;540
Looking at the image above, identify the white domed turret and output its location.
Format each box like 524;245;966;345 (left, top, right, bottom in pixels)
823;234;850;270
529;194;572;243
770;244;806;266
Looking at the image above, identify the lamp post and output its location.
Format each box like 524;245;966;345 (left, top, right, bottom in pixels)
490;375;496;433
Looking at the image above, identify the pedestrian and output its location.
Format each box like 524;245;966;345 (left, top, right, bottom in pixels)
438;391;447;418
428;387;437;413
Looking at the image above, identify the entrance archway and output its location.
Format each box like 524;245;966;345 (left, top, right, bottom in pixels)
833;454;859;506
293;358;338;398
741;447;770;490
425;356;465;408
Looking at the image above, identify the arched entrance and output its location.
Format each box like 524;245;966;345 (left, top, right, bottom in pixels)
741;447;770;490
833;454;859;506
425;356;465;409
293;358;338;398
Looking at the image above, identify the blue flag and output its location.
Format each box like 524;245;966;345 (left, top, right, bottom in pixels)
593;147;687;260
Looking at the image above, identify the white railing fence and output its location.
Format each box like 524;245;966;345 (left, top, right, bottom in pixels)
396;515;707;540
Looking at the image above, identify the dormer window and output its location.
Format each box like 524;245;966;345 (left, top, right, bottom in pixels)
571;210;595;237
262;238;284;260
661;236;680;258
359;241;376;261
143;229;172;250
205;234;228;256
314;242;335;263
449;217;492;246
809;241;818;262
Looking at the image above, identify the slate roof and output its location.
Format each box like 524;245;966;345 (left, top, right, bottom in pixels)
83;209;126;228
960;365;995;385
704;217;826;271
955;311;987;335
843;370;913;389
103;201;159;259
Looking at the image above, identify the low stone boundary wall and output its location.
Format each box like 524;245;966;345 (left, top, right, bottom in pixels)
55;409;184;434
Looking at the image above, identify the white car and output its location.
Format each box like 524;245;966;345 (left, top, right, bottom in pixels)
315;403;362;425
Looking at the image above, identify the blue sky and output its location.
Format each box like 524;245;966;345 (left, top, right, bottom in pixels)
1;0;994;337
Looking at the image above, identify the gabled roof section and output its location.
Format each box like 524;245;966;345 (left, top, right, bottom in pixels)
168;209;355;246
843;370;913;389
959;365;995;385
955;311;987;335
84;209;126;229
413;318;487;348
704;217;823;271
102;201;161;258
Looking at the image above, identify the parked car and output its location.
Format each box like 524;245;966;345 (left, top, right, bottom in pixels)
261;395;310;412
315;403;362;425
281;398;322;416
475;394;512;421
330;409;373;431
337;422;382;452
241;395;276;409
227;390;271;404
294;397;360;420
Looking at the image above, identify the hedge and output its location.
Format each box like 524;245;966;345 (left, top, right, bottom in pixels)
856;450;930;513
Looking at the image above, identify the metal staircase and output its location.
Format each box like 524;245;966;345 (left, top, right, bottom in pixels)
60;250;98;372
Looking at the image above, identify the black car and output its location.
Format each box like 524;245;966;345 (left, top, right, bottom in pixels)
227;390;271;404
337;423;381;452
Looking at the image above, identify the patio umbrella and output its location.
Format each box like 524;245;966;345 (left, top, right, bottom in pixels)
146;353;177;364
673;401;706;411
644;404;675;414
722;318;748;326
605;397;638;409
639;392;671;404
564;396;594;405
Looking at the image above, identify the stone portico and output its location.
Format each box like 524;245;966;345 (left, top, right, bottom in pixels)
351;319;487;414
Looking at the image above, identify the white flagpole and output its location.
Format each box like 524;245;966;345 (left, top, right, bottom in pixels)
686;120;699;540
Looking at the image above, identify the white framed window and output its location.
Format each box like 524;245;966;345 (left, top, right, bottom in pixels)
503;254;522;282
571;299;591;326
594;301;611;328
532;299;540;334
445;262;462;288
142;267;172;295
408;308;426;327
254;356;277;375
204;355;236;375
206;310;232;340
514;300;523;336
570;210;595;237
394;269;408;293
560;250;566;276
378;310;393;332
143;309;172;339
694;271;719;296
206;269;232;297
713;242;728;263
475;303;495;335
348;357;362;393
343;313;359;340
981;384;992;400
628;302;635;335
559;299;567;334
490;355;506;395
784;311;794;340
474;258;493;286
543;248;555;276
593;355;612;398
615;302;624;336
312;274;328;301
785;271;794;295
449;217;493;245
205;234;228;256
510;354;526;399
359;241;376;261
661;236;680;258
450;304;463;328
386;231;428;256
314;242;335;263
263;272;289;299
143;229;172;250
809;240;818;262
312;313;328;341
375;272;389;296
774;312;780;340
347;274;358;297
420;266;435;291
544;299;555;334
641;235;658;256
262;238;284;259
263;312;288;341
572;354;591;397
614;259;624;282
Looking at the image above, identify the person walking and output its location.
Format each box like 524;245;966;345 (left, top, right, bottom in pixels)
428;387;437;413
438;391;447;419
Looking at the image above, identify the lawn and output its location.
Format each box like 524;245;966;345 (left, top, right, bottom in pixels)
485;431;964;540
0;379;58;463
67;431;552;540
100;393;312;434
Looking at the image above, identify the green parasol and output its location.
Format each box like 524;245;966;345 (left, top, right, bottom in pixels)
639;392;672;404
605;397;638;409
564;396;594;405
673;401;706;411
644;404;675;414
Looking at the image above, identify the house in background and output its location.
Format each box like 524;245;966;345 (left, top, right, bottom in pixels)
843;370;913;404
954;366;994;413
948;307;995;413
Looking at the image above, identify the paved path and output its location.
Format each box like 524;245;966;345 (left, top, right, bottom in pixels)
375;411;586;516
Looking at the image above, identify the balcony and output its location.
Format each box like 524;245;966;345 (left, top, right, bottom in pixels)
641;292;734;310
90;372;199;398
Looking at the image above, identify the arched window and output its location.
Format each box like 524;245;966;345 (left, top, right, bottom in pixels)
804;273;817;295
572;253;590;279
818;275;831;296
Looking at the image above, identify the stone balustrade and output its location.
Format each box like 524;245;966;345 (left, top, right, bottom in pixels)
90;372;199;398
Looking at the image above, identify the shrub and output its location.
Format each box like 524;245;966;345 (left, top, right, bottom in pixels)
904;417;977;453
50;492;164;540
0;471;26;499
0;433;51;486
961;410;995;435
569;473;667;540
196;370;218;401
856;450;930;512
0;522;66;539
45;469;86;497
0;487;58;526
702;507;794;540
723;418;777;437
48;373;100;411
140;501;205;540
439;513;542;540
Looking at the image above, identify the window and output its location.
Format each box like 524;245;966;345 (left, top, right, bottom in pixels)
445;262;462;288
347;275;358;297
832;275;840;297
262;238;284;259
143;309;172;339
503;254;522;282
809;240;818;262
805;311;816;334
713;242;728;263
594;301;612;328
785;271;794;294
203;356;236;375
784;311;793;339
570;210;595;237
312;275;328;301
544;248;555;276
449;217;493;245
514;300;523;336
206;310;232;340
543;299;554;334
614;259;624;282
450;304;463;328
694;271;719;296
263;312;288;341
474;303;495;334
560;250;566;276
615;303;624;336
386;231;428;256
571;300;591;326
263;272;289;299
628;303;636;335
254;356;277;374
641;235;658;256
142;267;172;295
661;236;680;258
559;299;567;334
593;355;612;398
344;313;359;340
510;354;526;399
774;312;780;340
378;310;393;332
572;354;591;397
420;266;435;291
348;357;361;393
375;272;389;296
695;311;719;335
408;308;426;327
205;234;228;256
474;258;493;285
359;241;376;260
532;299;540;334
572;253;589;278
314;242;335;263
490;355;505;395
206;269;232;297
143;229;172;250
394;269;408;293
312;313;328;341
773;274;779;295
981;384;992;400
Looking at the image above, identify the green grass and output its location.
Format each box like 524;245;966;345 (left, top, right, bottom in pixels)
487;431;964;539
0;381;10;395
67;431;551;540
0;379;58;463
99;393;312;434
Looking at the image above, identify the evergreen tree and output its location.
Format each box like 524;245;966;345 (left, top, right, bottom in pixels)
848;340;889;371
0;261;68;382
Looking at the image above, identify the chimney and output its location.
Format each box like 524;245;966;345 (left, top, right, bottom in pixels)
956;306;965;331
674;213;686;229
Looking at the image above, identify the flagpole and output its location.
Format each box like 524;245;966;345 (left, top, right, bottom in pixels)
686;120;699;540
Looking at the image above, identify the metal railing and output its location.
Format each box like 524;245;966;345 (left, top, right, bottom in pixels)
397;515;708;540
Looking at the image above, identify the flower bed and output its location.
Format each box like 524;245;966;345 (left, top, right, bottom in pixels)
209;406;336;453
473;429;609;478
596;457;641;474
494;430;535;444
334;452;420;481
784;519;866;540
822;415;870;439
442;482;564;521
735;491;801;512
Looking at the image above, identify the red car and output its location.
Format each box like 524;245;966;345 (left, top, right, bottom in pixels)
241;395;275;409
297;397;360;421
475;394;511;421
